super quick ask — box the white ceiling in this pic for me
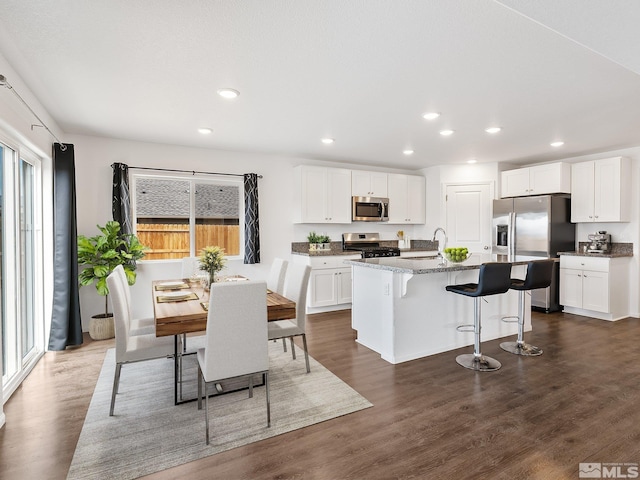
[1,0,640,170]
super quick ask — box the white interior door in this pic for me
[445,183,492,253]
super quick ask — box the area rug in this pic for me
[67,342,372,480]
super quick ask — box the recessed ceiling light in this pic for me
[198,127,213,134]
[485,127,502,134]
[467,158,477,164]
[217,88,240,99]
[423,112,441,120]
[439,129,454,136]
[321,137,335,145]
[403,149,414,155]
[550,141,564,147]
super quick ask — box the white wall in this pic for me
[68,134,420,324]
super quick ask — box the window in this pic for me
[132,174,243,260]
[1,140,44,399]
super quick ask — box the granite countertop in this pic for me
[291,239,439,257]
[346,254,558,274]
[558,242,633,258]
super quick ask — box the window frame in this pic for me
[131,172,245,262]
[0,135,45,401]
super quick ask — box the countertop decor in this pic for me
[558,242,633,258]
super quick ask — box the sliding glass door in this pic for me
[1,141,43,398]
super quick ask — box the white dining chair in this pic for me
[267,258,288,294]
[197,280,270,444]
[267,258,289,352]
[179,256,205,353]
[107,271,174,416]
[112,265,155,336]
[267,263,312,373]
[181,256,201,279]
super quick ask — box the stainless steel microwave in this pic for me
[352,196,389,222]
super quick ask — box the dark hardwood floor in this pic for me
[1,309,639,479]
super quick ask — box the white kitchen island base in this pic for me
[351,260,530,364]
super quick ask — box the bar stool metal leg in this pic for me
[456,297,502,371]
[500,291,543,356]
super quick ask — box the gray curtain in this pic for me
[112,162,132,234]
[49,143,83,350]
[244,173,260,264]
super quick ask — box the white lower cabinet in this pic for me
[310,267,352,306]
[559,255,629,321]
[292,254,360,313]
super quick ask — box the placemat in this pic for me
[156,292,199,303]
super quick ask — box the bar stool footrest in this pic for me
[456,324,475,332]
[501,315,519,324]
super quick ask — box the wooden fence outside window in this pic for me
[136,223,240,260]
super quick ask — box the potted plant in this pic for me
[199,245,227,286]
[77,220,148,340]
[307,231,331,251]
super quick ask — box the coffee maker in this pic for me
[587,231,611,253]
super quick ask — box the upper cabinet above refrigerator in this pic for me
[500,162,571,198]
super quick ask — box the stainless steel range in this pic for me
[342,232,400,258]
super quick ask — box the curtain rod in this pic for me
[114,164,262,178]
[0,74,67,151]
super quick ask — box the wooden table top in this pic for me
[152,278,296,337]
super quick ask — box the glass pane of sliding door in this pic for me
[20,159,36,358]
[1,140,43,398]
[1,145,5,377]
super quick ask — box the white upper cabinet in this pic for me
[571,156,631,223]
[293,165,352,223]
[500,162,571,198]
[351,170,388,197]
[387,174,425,224]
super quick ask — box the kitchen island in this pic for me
[346,254,551,364]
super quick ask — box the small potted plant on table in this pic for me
[199,245,227,286]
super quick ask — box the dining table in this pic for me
[151,276,297,404]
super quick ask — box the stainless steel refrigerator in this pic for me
[492,195,575,312]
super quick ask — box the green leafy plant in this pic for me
[199,245,227,283]
[77,221,148,317]
[307,231,330,244]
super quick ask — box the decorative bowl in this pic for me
[444,249,471,263]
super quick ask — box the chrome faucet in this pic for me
[432,227,447,258]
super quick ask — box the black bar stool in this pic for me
[500,259,554,356]
[446,262,513,372]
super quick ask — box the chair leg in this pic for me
[282,338,287,352]
[290,337,296,359]
[265,372,271,428]
[110,363,122,416]
[204,381,210,445]
[456,297,501,372]
[197,365,203,410]
[302,334,311,373]
[500,290,543,356]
